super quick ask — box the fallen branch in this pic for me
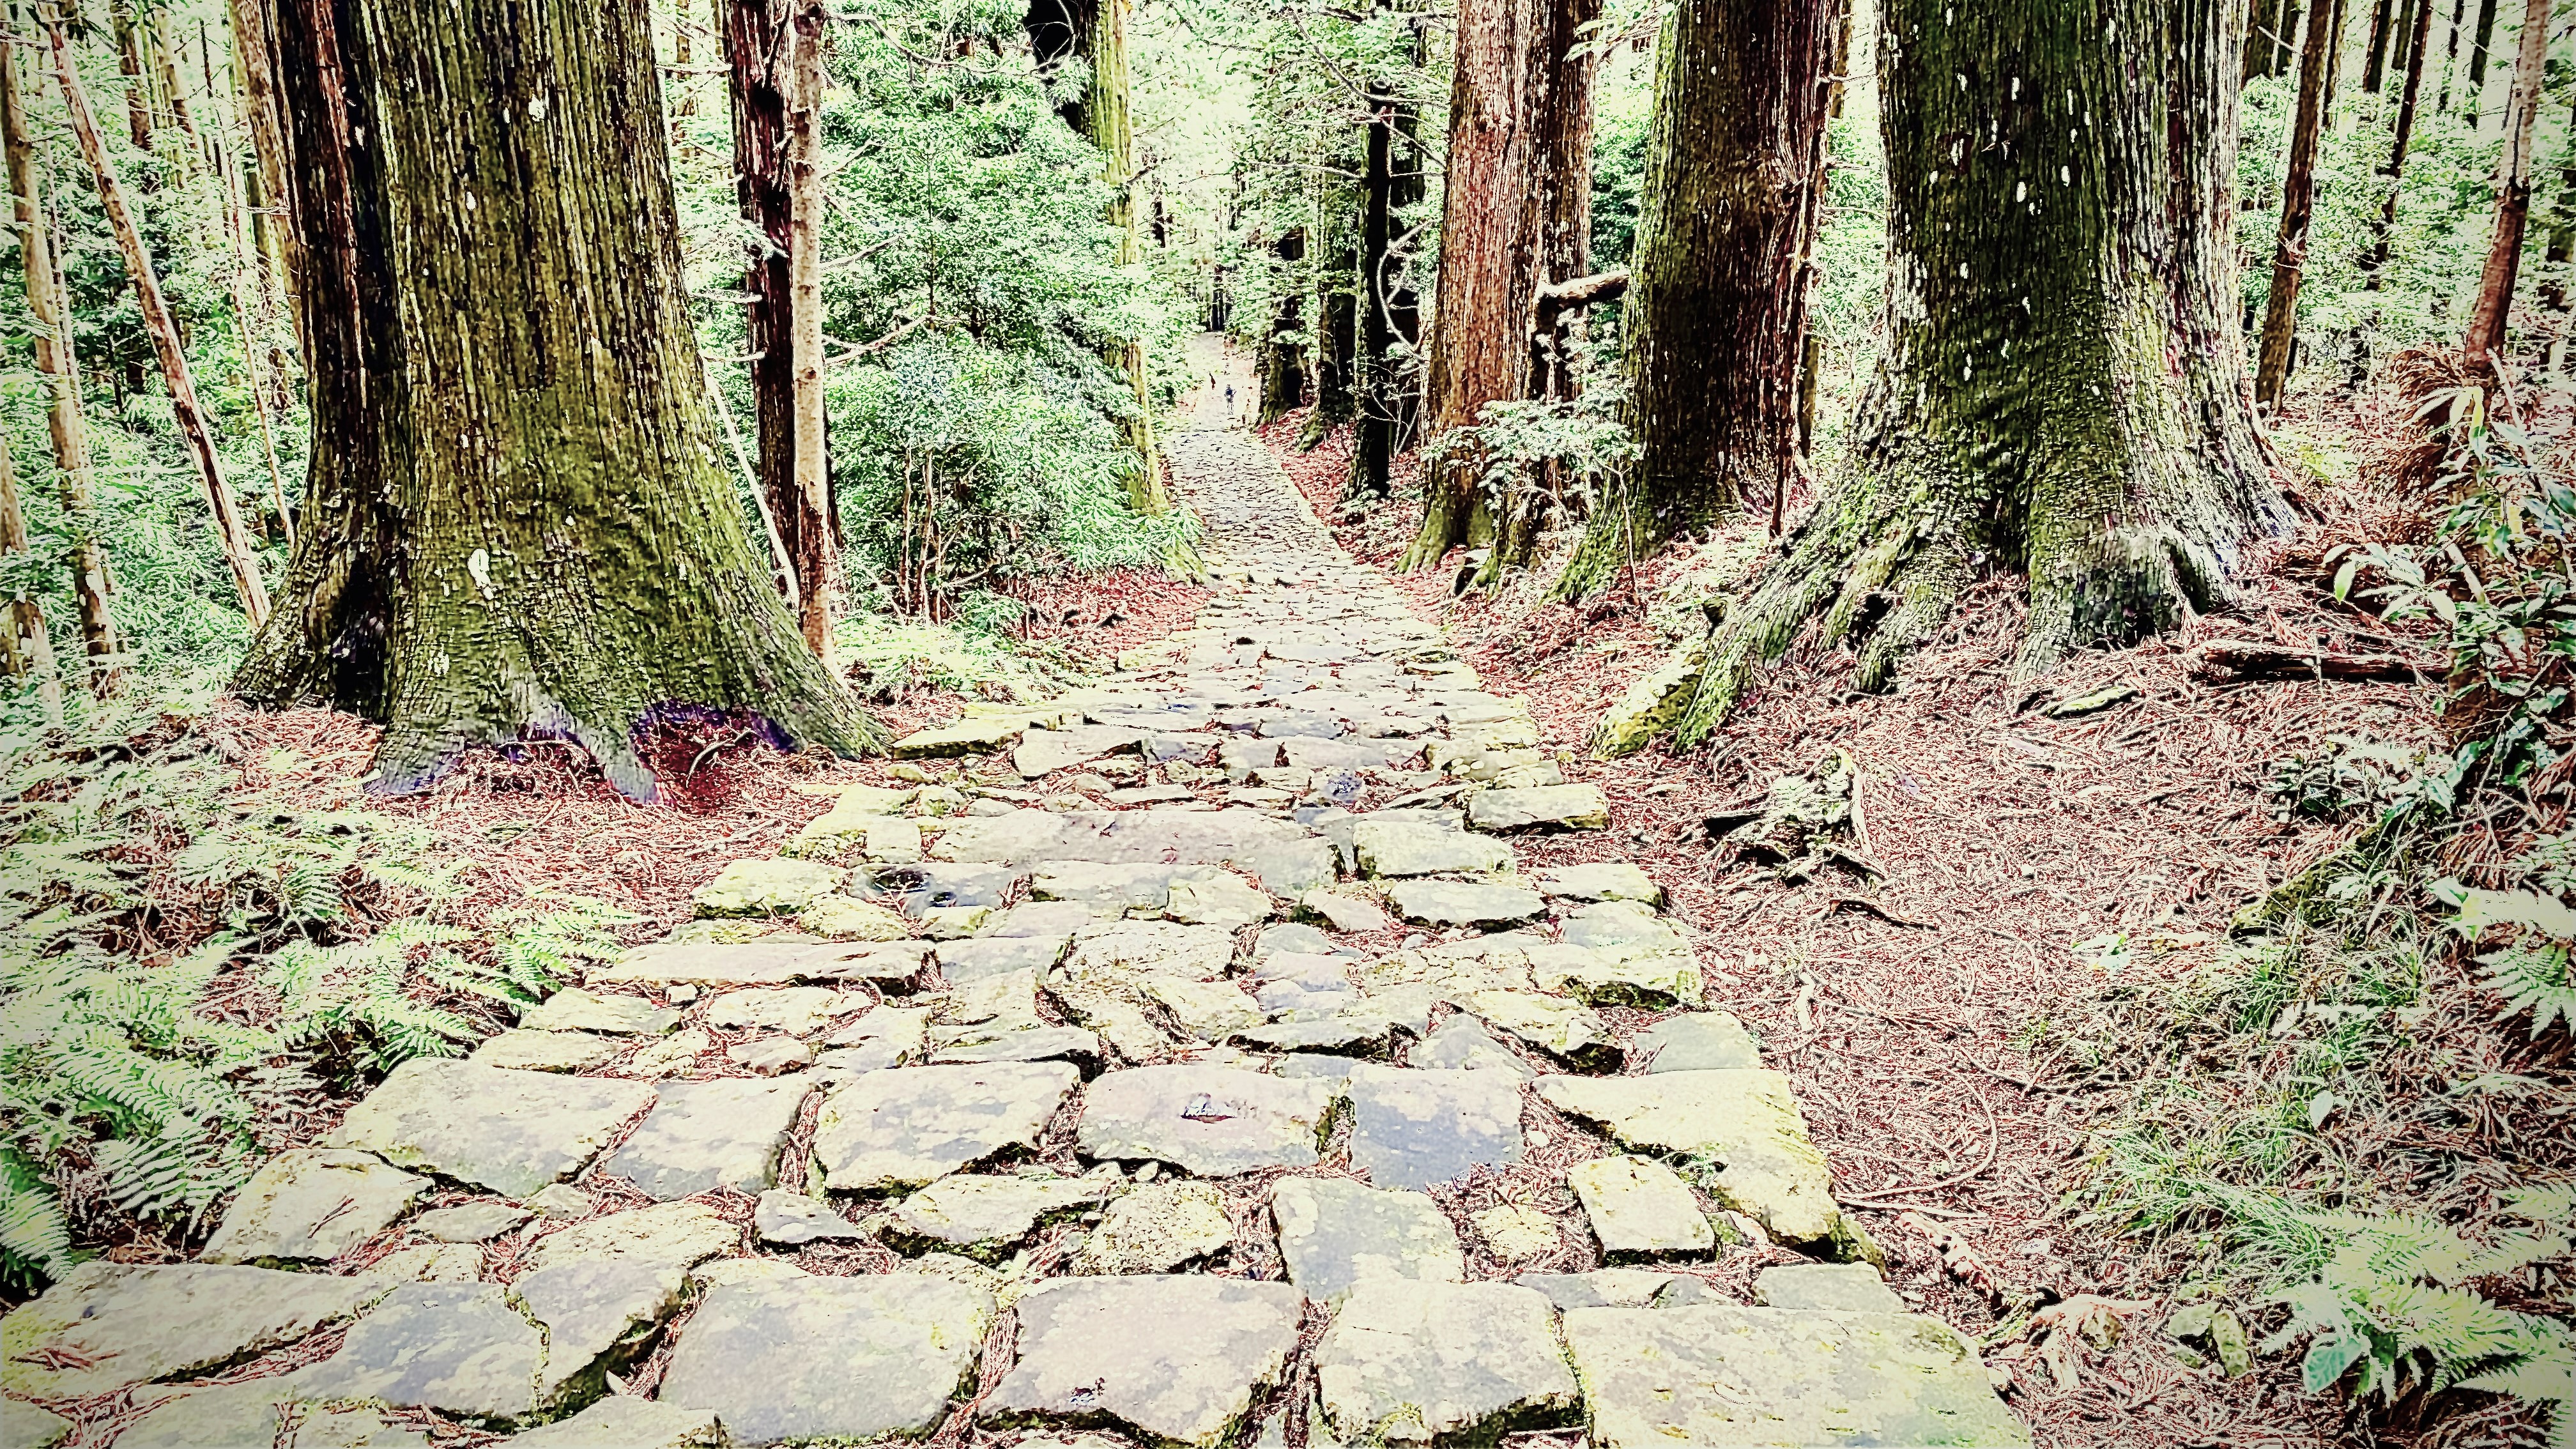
[2189,639,2442,684]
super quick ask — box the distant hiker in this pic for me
[1225,385,1236,417]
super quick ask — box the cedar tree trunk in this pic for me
[2468,0,2499,92]
[235,0,871,797]
[2255,0,2340,407]
[2464,0,2551,364]
[1675,0,2290,744]
[3,42,117,682]
[1259,229,1307,423]
[2364,0,2395,88]
[1404,0,1598,572]
[1555,0,1833,600]
[724,0,839,652]
[1352,73,1397,499]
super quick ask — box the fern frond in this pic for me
[0,1153,74,1285]
[2480,941,2576,1038]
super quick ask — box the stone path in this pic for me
[0,349,2029,1448]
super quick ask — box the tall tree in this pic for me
[1258,229,1307,424]
[2364,0,2396,88]
[227,0,298,312]
[1554,0,1834,601]
[1403,0,1598,571]
[2245,0,2282,76]
[236,0,870,797]
[49,26,271,627]
[2464,0,2554,364]
[1352,70,1398,498]
[724,0,839,656]
[2,41,117,682]
[1026,0,1167,512]
[2255,0,2343,408]
[1671,0,2290,744]
[2364,0,2439,281]
[2468,0,2501,94]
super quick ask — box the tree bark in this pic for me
[235,0,871,797]
[50,27,271,628]
[1259,229,1307,424]
[227,0,299,318]
[1351,73,1397,500]
[2463,0,2551,365]
[1303,240,1359,444]
[2363,0,2437,284]
[2255,0,2341,408]
[2245,0,2281,77]
[2468,0,2499,93]
[1555,0,1833,601]
[2387,0,2417,80]
[3,42,118,685]
[2324,0,2349,105]
[112,0,155,152]
[1673,0,2290,744]
[1404,0,1597,571]
[2363,0,2395,89]
[2437,0,2465,109]
[724,0,839,653]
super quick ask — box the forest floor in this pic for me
[154,342,2531,1449]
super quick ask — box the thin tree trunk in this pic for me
[2246,0,2282,76]
[238,0,870,796]
[1556,0,1834,601]
[1304,242,1358,444]
[2468,0,2499,94]
[1259,228,1307,423]
[2363,0,2437,284]
[0,421,61,719]
[150,23,203,178]
[1672,0,2289,745]
[2464,0,2552,365]
[3,42,117,683]
[785,0,836,656]
[1353,72,1396,500]
[227,0,298,316]
[2324,0,2350,105]
[2387,0,2417,79]
[112,0,155,152]
[726,0,836,647]
[49,27,271,628]
[2439,0,2465,109]
[2363,0,2395,89]
[2256,0,2342,408]
[1406,0,1598,571]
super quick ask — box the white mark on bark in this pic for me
[530,94,549,121]
[2060,165,2072,186]
[468,548,495,599]
[2016,180,2027,202]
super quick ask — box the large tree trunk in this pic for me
[2463,0,2551,365]
[2244,0,2281,77]
[2363,0,2437,282]
[724,0,838,654]
[235,0,871,798]
[1554,0,1832,601]
[3,42,118,685]
[1026,0,1166,512]
[2255,0,2341,408]
[50,27,271,628]
[1672,0,2290,745]
[1403,0,1597,572]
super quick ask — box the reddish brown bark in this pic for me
[2464,0,2552,364]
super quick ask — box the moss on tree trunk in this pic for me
[236,0,871,799]
[1672,0,2290,746]
[1554,0,1832,601]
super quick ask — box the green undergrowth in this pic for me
[2053,392,2576,1443]
[0,674,630,1289]
[834,604,1096,703]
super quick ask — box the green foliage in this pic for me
[0,678,614,1284]
[2264,1199,2574,1439]
[2265,736,2457,822]
[834,608,1078,702]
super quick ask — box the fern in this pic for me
[0,1150,73,1287]
[2479,940,2576,1039]
[2267,1204,2576,1437]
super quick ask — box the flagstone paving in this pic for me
[0,379,2027,1447]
